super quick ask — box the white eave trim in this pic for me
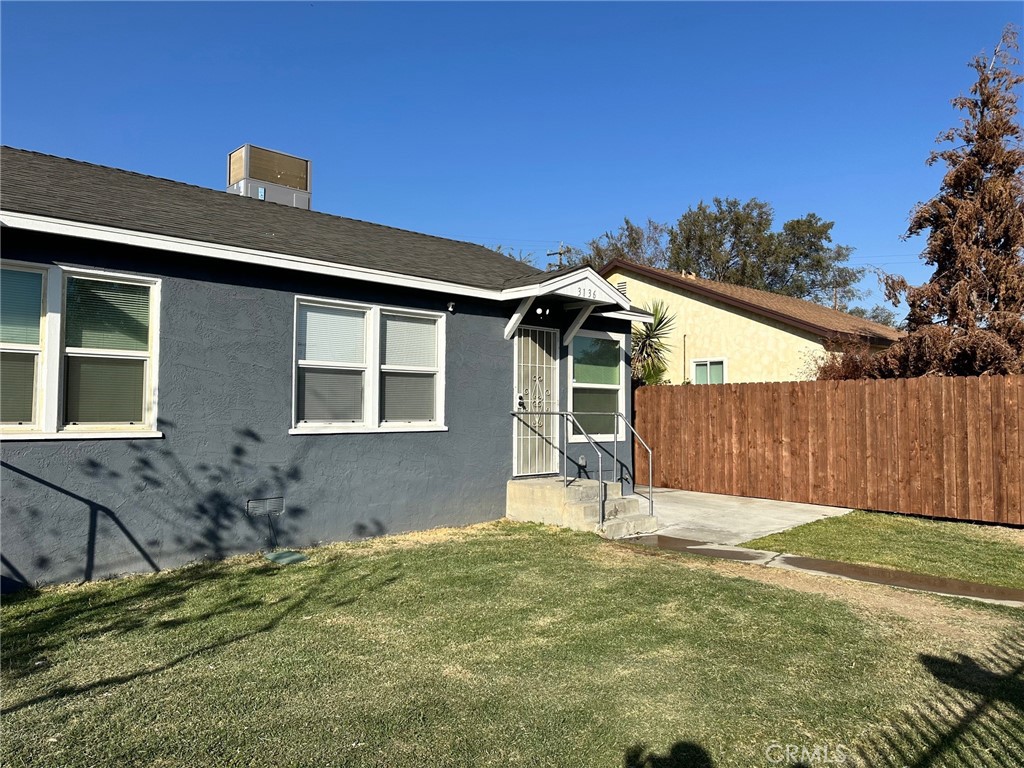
[1,210,633,310]
[1,210,504,300]
[596,308,656,323]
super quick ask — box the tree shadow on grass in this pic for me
[853,629,1023,767]
[0,548,401,702]
[624,741,714,768]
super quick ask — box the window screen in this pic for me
[1,269,43,345]
[0,352,36,424]
[298,368,363,422]
[65,278,150,351]
[65,357,146,423]
[298,305,365,364]
[382,315,436,367]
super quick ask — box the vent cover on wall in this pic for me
[246,497,285,516]
[616,281,628,297]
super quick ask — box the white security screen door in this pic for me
[513,327,559,476]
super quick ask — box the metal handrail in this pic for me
[613,412,654,518]
[511,409,605,524]
[510,408,656,522]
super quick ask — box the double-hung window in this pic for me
[0,263,160,438]
[569,331,624,441]
[64,276,153,426]
[292,298,445,433]
[0,267,45,427]
[295,303,367,425]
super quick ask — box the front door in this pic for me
[513,327,560,476]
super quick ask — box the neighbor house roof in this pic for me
[0,146,541,292]
[598,258,903,345]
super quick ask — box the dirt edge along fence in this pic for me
[634,376,1023,525]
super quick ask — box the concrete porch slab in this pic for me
[634,488,852,545]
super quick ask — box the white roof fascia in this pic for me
[1,210,505,301]
[597,308,656,323]
[1,211,631,311]
[501,268,631,309]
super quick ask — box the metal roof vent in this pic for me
[227,144,311,210]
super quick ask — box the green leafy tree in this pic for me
[667,198,865,308]
[564,218,669,269]
[877,25,1024,377]
[848,304,900,328]
[631,300,676,385]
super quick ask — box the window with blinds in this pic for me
[295,304,366,424]
[570,333,623,439]
[381,314,437,423]
[293,299,443,432]
[1,264,160,436]
[0,267,44,426]
[63,276,152,425]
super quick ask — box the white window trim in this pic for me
[568,329,625,443]
[692,357,727,385]
[290,295,446,435]
[0,262,162,440]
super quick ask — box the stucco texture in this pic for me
[1,231,632,588]
[606,268,827,384]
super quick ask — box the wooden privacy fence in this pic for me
[634,376,1023,526]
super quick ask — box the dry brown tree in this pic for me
[875,25,1024,377]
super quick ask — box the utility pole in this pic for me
[545,242,570,271]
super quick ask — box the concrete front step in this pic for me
[506,477,658,538]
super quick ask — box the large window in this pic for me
[569,331,624,441]
[0,264,160,437]
[292,298,445,433]
[693,358,726,385]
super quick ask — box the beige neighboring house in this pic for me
[598,258,903,384]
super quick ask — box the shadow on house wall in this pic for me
[1,420,311,590]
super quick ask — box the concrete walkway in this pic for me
[638,487,852,545]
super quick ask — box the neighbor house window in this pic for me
[0,266,45,427]
[292,298,445,433]
[693,358,725,385]
[569,331,624,441]
[0,263,161,437]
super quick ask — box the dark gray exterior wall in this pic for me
[1,230,633,589]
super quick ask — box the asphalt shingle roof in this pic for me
[0,147,542,291]
[600,258,904,344]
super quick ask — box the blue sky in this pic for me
[2,2,1020,312]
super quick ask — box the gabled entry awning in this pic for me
[501,265,651,343]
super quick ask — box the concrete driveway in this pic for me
[637,487,852,545]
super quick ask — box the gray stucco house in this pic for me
[0,146,647,589]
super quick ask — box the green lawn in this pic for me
[745,510,1024,591]
[2,522,1021,768]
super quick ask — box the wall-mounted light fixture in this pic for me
[447,302,456,313]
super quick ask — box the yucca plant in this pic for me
[631,300,676,385]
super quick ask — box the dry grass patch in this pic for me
[3,522,1020,768]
